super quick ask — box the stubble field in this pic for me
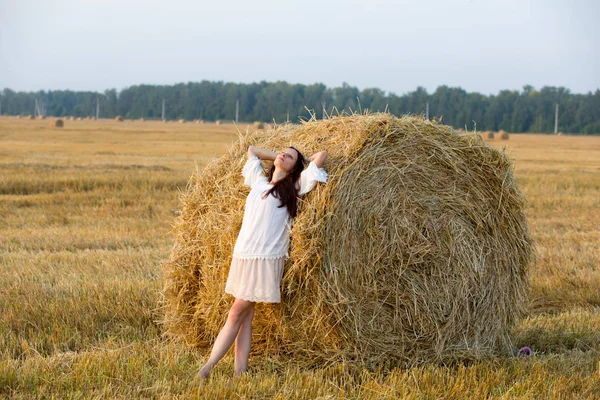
[0,117,599,398]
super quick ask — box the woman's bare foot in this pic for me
[234,368,248,378]
[195,363,213,380]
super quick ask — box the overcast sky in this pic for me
[1,0,598,95]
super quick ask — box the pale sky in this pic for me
[1,0,598,95]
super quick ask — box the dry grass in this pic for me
[0,117,599,398]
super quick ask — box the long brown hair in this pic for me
[262,146,306,219]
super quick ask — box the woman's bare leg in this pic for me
[197,298,255,379]
[234,304,255,376]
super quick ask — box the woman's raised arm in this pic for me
[308,150,328,168]
[248,145,277,161]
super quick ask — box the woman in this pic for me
[196,145,328,379]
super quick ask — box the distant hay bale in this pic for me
[76,117,82,121]
[215,120,221,125]
[115,116,124,122]
[457,128,464,133]
[482,131,495,139]
[253,121,265,130]
[68,116,74,121]
[162,113,532,368]
[16,115,22,119]
[50,119,64,128]
[499,130,509,140]
[27,115,34,120]
[178,119,186,124]
[37,115,46,120]
[139,118,145,122]
[557,132,563,136]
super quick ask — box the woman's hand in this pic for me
[248,145,277,161]
[308,151,328,168]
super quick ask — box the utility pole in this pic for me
[34,98,45,117]
[425,102,429,120]
[161,99,165,121]
[235,99,239,123]
[554,103,559,134]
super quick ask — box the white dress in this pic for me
[225,154,328,303]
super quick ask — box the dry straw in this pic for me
[161,113,532,368]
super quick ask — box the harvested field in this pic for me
[0,116,599,398]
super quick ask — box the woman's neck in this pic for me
[270,167,288,184]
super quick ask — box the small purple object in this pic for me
[518,346,532,356]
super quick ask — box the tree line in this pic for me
[1,81,599,134]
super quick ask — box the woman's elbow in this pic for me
[248,145,256,157]
[317,151,328,167]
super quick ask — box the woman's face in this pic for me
[274,147,299,172]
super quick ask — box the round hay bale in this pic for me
[215,120,221,125]
[162,113,532,368]
[253,121,265,130]
[178,119,186,124]
[557,132,563,136]
[140,117,145,122]
[16,115,22,119]
[68,116,74,121]
[76,117,82,121]
[27,115,35,120]
[499,130,509,140]
[50,119,64,128]
[482,131,495,139]
[115,115,124,122]
[37,115,46,120]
